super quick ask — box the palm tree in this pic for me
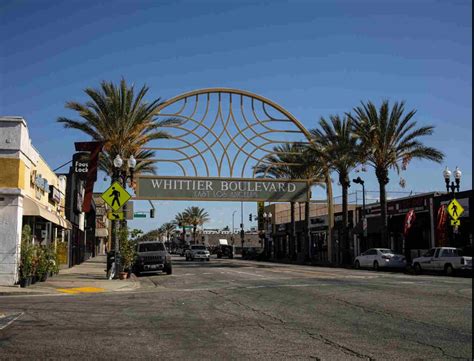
[174,212,191,245]
[310,115,364,264]
[348,100,444,246]
[183,207,210,244]
[161,222,177,243]
[57,78,180,177]
[254,143,325,261]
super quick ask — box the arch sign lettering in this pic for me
[134,88,316,203]
[135,176,309,202]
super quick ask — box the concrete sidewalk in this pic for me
[0,255,140,296]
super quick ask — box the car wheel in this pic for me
[166,266,172,275]
[355,260,360,269]
[414,263,422,275]
[206,258,210,262]
[373,261,379,271]
[445,264,455,276]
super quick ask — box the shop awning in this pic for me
[23,197,72,230]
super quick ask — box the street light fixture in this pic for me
[353,176,366,251]
[111,154,137,278]
[443,166,462,196]
[263,212,272,258]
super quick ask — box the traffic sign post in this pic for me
[101,181,131,211]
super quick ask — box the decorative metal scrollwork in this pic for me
[141,88,311,178]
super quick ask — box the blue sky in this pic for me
[1,0,471,232]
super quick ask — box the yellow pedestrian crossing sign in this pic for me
[447,199,464,220]
[450,219,460,226]
[107,211,124,221]
[101,181,131,211]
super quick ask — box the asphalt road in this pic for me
[0,257,472,360]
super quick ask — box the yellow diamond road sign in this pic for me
[107,211,124,221]
[447,199,464,220]
[101,181,131,211]
[451,219,460,226]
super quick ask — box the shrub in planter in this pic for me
[19,225,34,287]
[34,245,49,282]
[44,244,58,277]
[119,228,137,274]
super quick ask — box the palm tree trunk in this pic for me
[376,167,390,248]
[341,182,348,264]
[290,201,296,260]
[326,171,334,264]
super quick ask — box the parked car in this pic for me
[134,241,172,275]
[412,247,472,276]
[216,244,234,259]
[185,245,210,261]
[354,248,407,271]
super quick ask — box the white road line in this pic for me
[0,312,24,330]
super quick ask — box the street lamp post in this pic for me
[443,166,462,197]
[232,210,236,245]
[111,154,136,277]
[353,177,366,255]
[443,166,462,242]
[263,212,272,258]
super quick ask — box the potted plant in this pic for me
[34,245,49,282]
[119,228,136,279]
[19,225,34,287]
[44,244,58,277]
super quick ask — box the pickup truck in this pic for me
[412,247,472,276]
[134,241,172,275]
[185,245,210,261]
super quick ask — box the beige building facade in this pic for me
[0,116,70,285]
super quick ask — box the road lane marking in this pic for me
[0,312,23,330]
[56,287,105,294]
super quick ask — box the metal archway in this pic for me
[136,88,315,202]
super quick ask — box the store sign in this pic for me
[72,152,90,180]
[135,176,310,202]
[49,186,62,203]
[30,170,50,193]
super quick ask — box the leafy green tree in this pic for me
[310,115,364,263]
[348,100,444,246]
[183,207,210,244]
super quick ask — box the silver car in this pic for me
[354,248,407,271]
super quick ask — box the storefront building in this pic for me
[356,190,472,260]
[0,116,71,285]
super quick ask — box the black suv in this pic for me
[134,241,172,275]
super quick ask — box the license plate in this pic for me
[145,264,160,270]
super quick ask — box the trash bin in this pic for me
[106,251,116,274]
[106,251,123,276]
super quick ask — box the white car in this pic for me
[354,248,407,271]
[412,247,472,276]
[185,245,210,261]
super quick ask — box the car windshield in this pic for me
[139,243,165,252]
[192,246,206,250]
[379,249,394,254]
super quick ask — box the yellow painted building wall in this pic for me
[0,155,66,218]
[0,158,24,188]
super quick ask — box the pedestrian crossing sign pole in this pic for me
[101,181,131,211]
